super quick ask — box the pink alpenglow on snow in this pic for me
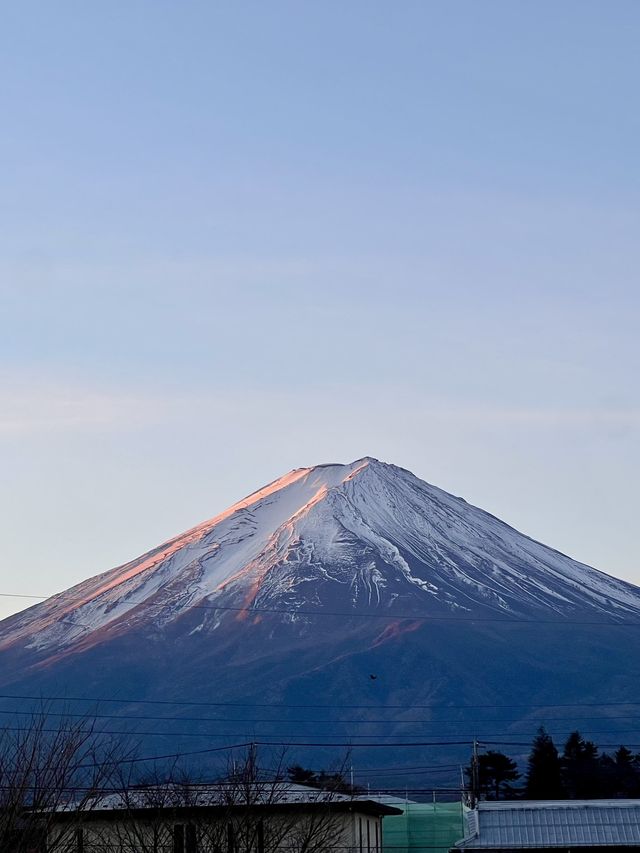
[2,457,640,658]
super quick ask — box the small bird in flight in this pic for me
[369,674,378,680]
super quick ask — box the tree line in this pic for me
[468,727,640,800]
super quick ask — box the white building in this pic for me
[46,782,402,853]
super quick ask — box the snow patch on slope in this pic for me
[2,456,640,655]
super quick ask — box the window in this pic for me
[174,824,185,853]
[186,824,197,853]
[257,818,265,853]
[375,820,379,853]
[76,827,84,853]
[359,817,363,853]
[367,819,371,853]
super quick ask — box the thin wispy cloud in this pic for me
[0,381,168,434]
[426,406,640,428]
[1,376,637,437]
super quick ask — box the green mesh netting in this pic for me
[383,801,465,853]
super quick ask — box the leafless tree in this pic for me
[94,760,192,853]
[92,745,356,853]
[0,703,136,853]
[189,745,354,853]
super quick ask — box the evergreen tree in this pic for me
[597,752,617,797]
[286,765,363,794]
[287,765,317,785]
[466,750,520,800]
[525,727,564,799]
[562,731,601,798]
[611,746,640,797]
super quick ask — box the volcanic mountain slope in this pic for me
[2,457,640,778]
[3,457,639,652]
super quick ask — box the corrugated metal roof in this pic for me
[457,801,640,848]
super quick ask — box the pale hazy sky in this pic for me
[1,1,639,620]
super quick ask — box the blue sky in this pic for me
[1,1,639,618]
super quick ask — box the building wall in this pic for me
[49,808,386,853]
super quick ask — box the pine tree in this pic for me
[562,731,600,798]
[612,746,640,797]
[287,765,317,786]
[466,750,520,800]
[525,727,564,799]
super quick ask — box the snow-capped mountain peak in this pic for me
[2,457,639,657]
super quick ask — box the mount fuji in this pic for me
[2,457,640,782]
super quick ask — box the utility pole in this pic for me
[470,739,480,808]
[247,741,257,782]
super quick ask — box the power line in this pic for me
[81,740,486,767]
[76,741,255,768]
[0,724,494,743]
[0,593,49,600]
[8,733,640,770]
[355,766,462,776]
[4,720,640,743]
[4,692,640,712]
[2,591,640,627]
[2,706,640,727]
[67,739,477,772]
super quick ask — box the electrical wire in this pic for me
[2,591,640,627]
[2,706,640,727]
[4,722,640,743]
[3,692,640,712]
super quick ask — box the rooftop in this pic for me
[51,782,402,818]
[456,800,640,849]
